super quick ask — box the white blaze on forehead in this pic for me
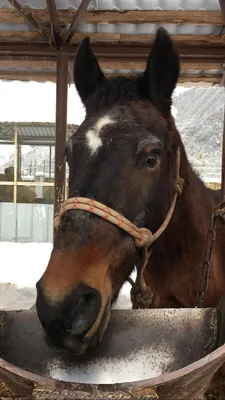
[86,116,114,155]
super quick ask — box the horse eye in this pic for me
[145,152,160,168]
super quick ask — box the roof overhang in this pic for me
[0,0,225,86]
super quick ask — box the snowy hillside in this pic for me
[0,86,223,183]
[173,86,224,183]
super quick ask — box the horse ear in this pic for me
[140,27,180,113]
[74,37,106,104]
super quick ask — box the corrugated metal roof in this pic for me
[0,122,78,144]
[0,0,221,34]
[0,0,223,84]
[0,0,221,10]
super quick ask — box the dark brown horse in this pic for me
[36,28,225,356]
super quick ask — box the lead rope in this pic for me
[128,247,153,309]
[54,148,184,310]
[196,200,225,307]
[128,148,184,309]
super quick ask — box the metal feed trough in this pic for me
[1,304,225,399]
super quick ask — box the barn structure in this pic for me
[0,0,225,228]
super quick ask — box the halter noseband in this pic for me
[54,148,184,309]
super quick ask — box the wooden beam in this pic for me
[46,0,61,48]
[0,41,225,60]
[220,74,225,86]
[0,9,222,25]
[219,0,225,24]
[0,41,55,56]
[221,85,225,199]
[0,32,225,48]
[72,33,225,46]
[0,70,56,81]
[0,31,44,42]
[0,70,221,84]
[219,1,225,198]
[0,58,223,72]
[0,59,56,68]
[64,0,91,44]
[179,75,221,83]
[104,73,221,84]
[7,1,51,43]
[99,59,224,71]
[1,32,225,49]
[79,10,223,25]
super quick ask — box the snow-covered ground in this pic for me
[0,242,133,310]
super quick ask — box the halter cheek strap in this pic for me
[54,148,184,310]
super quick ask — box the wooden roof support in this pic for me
[0,9,222,25]
[219,0,225,24]
[1,32,225,47]
[0,58,223,72]
[219,0,225,86]
[72,33,225,46]
[0,70,221,84]
[219,2,225,198]
[1,41,225,59]
[46,0,62,48]
[63,0,91,44]
[0,70,56,81]
[7,0,51,44]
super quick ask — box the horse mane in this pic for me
[85,75,146,115]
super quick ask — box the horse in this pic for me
[35,27,225,357]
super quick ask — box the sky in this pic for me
[0,80,188,125]
[0,80,86,125]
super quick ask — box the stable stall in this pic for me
[0,121,77,241]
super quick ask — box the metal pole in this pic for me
[54,52,68,217]
[49,145,52,181]
[221,88,225,200]
[13,123,18,203]
[17,141,21,177]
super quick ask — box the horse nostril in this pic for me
[78,293,97,312]
[36,282,101,344]
[66,288,101,338]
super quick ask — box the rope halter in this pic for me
[54,148,184,309]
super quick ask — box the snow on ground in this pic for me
[0,242,134,310]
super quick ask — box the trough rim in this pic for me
[0,331,225,392]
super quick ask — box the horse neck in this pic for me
[151,143,217,264]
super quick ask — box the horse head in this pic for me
[36,27,182,355]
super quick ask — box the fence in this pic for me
[0,203,53,242]
[205,182,221,190]
[0,180,222,243]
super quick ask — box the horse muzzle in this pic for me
[43,297,111,356]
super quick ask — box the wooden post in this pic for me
[54,52,68,217]
[219,1,225,200]
[221,89,225,200]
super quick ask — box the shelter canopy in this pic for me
[0,0,224,85]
